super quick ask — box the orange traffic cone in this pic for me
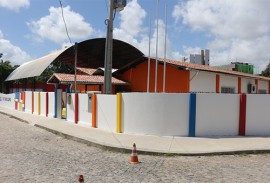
[78,175,84,182]
[129,143,140,164]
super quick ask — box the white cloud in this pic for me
[0,30,3,38]
[113,0,183,61]
[173,0,270,70]
[28,6,94,44]
[118,0,146,37]
[0,30,31,65]
[183,46,201,56]
[0,0,29,11]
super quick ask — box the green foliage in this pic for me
[35,59,74,82]
[0,53,18,93]
[0,55,14,82]
[261,63,270,77]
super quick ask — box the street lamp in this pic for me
[104,0,126,94]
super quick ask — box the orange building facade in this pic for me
[117,60,190,93]
[115,58,270,94]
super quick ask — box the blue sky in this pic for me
[1,0,270,72]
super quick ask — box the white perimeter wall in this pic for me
[196,94,239,136]
[258,80,268,93]
[48,92,55,118]
[33,92,39,115]
[78,94,92,125]
[97,95,116,132]
[40,92,47,117]
[190,71,216,93]
[241,78,255,94]
[0,93,15,109]
[246,95,270,135]
[25,91,32,113]
[66,93,75,122]
[220,74,238,93]
[122,93,190,136]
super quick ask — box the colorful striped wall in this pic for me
[4,91,270,137]
[13,91,56,118]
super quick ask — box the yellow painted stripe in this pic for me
[116,93,122,133]
[38,92,41,115]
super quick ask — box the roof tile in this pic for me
[76,67,97,75]
[49,73,128,85]
[149,57,270,81]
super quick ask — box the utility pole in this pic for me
[104,0,126,94]
[104,0,114,94]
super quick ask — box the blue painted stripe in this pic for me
[15,92,20,99]
[189,93,196,137]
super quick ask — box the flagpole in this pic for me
[147,9,152,93]
[163,4,167,93]
[155,0,159,93]
[74,42,78,93]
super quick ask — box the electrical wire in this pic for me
[113,9,116,20]
[59,0,72,44]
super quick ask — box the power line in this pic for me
[59,0,72,44]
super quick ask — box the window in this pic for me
[221,87,235,94]
[258,90,267,94]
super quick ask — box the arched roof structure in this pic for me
[6,38,144,81]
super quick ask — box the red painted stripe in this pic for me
[269,81,270,94]
[75,93,78,124]
[23,92,25,111]
[255,80,258,94]
[216,75,220,93]
[46,92,48,117]
[14,93,17,110]
[239,94,246,136]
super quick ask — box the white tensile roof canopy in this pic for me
[5,48,70,81]
[5,38,145,81]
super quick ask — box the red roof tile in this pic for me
[76,67,97,75]
[149,57,270,81]
[47,73,128,85]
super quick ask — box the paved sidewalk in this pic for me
[1,106,270,155]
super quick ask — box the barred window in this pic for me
[221,87,235,94]
[258,90,267,94]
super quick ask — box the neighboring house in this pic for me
[114,57,270,94]
[47,67,128,93]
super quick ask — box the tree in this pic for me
[261,63,270,77]
[35,59,74,82]
[0,53,18,93]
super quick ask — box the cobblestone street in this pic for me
[0,113,269,183]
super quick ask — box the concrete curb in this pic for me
[1,111,270,156]
[0,111,29,124]
[33,124,270,156]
